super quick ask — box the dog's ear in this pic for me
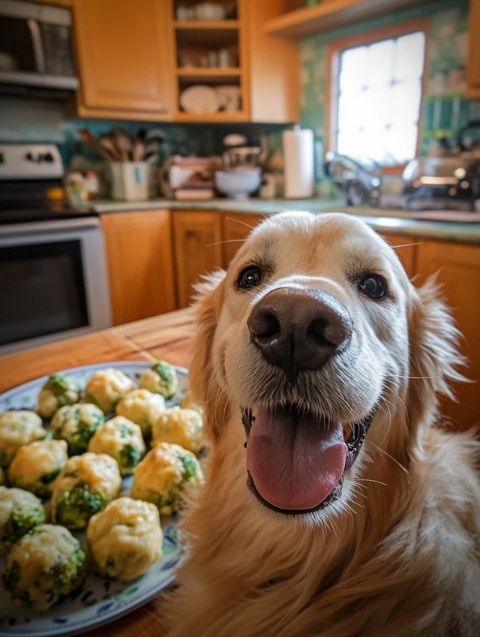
[407,277,465,427]
[189,269,227,442]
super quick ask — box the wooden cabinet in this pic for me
[72,0,298,122]
[173,212,223,308]
[101,211,176,325]
[467,0,480,98]
[416,240,480,430]
[222,213,265,265]
[243,0,299,122]
[172,0,298,122]
[380,233,416,279]
[72,0,175,119]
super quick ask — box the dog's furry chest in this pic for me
[166,436,480,637]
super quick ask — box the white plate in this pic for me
[216,85,241,112]
[0,361,188,637]
[179,85,219,114]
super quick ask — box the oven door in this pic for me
[0,217,111,354]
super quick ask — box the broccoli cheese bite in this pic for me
[51,403,104,456]
[3,524,86,611]
[116,389,165,438]
[0,487,45,554]
[51,452,121,530]
[132,443,203,515]
[87,497,163,581]
[85,368,135,413]
[37,373,80,419]
[138,361,178,399]
[0,411,47,467]
[88,416,145,476]
[152,407,204,455]
[8,440,68,498]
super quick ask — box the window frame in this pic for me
[326,18,429,174]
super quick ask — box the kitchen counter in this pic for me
[92,198,480,245]
[0,308,195,637]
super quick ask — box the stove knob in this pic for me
[25,152,34,161]
[43,152,54,163]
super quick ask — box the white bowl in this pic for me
[195,3,226,20]
[215,169,261,199]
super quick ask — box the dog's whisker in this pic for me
[390,242,422,250]
[206,238,248,248]
[366,440,409,474]
[356,478,389,487]
[224,216,257,231]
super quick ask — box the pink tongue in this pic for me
[246,408,347,511]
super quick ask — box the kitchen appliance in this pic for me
[0,143,111,354]
[402,121,480,211]
[324,152,382,206]
[0,0,78,92]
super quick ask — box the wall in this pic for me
[300,0,480,189]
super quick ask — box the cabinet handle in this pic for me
[186,229,197,238]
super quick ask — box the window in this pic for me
[330,25,426,167]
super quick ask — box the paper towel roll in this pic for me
[283,127,314,199]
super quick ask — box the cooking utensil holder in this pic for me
[110,162,150,201]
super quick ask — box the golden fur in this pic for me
[165,213,480,637]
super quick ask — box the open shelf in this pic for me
[174,110,247,123]
[174,20,239,30]
[264,0,429,38]
[176,67,241,79]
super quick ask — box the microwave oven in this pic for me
[0,0,78,91]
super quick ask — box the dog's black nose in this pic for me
[248,287,352,376]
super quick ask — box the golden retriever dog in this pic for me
[166,212,480,637]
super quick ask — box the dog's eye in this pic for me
[358,273,387,300]
[237,265,263,290]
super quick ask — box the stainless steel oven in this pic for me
[0,0,78,91]
[0,216,111,354]
[0,142,111,354]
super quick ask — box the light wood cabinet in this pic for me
[416,240,480,430]
[243,0,299,122]
[172,0,298,122]
[467,0,480,98]
[72,0,298,122]
[380,233,416,279]
[222,213,265,265]
[173,212,223,308]
[72,0,175,119]
[101,211,176,325]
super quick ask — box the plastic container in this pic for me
[110,162,150,201]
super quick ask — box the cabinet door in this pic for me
[222,213,265,267]
[102,211,176,325]
[467,0,480,98]
[380,233,416,279]
[73,0,174,116]
[416,240,480,430]
[243,0,299,122]
[173,212,223,308]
